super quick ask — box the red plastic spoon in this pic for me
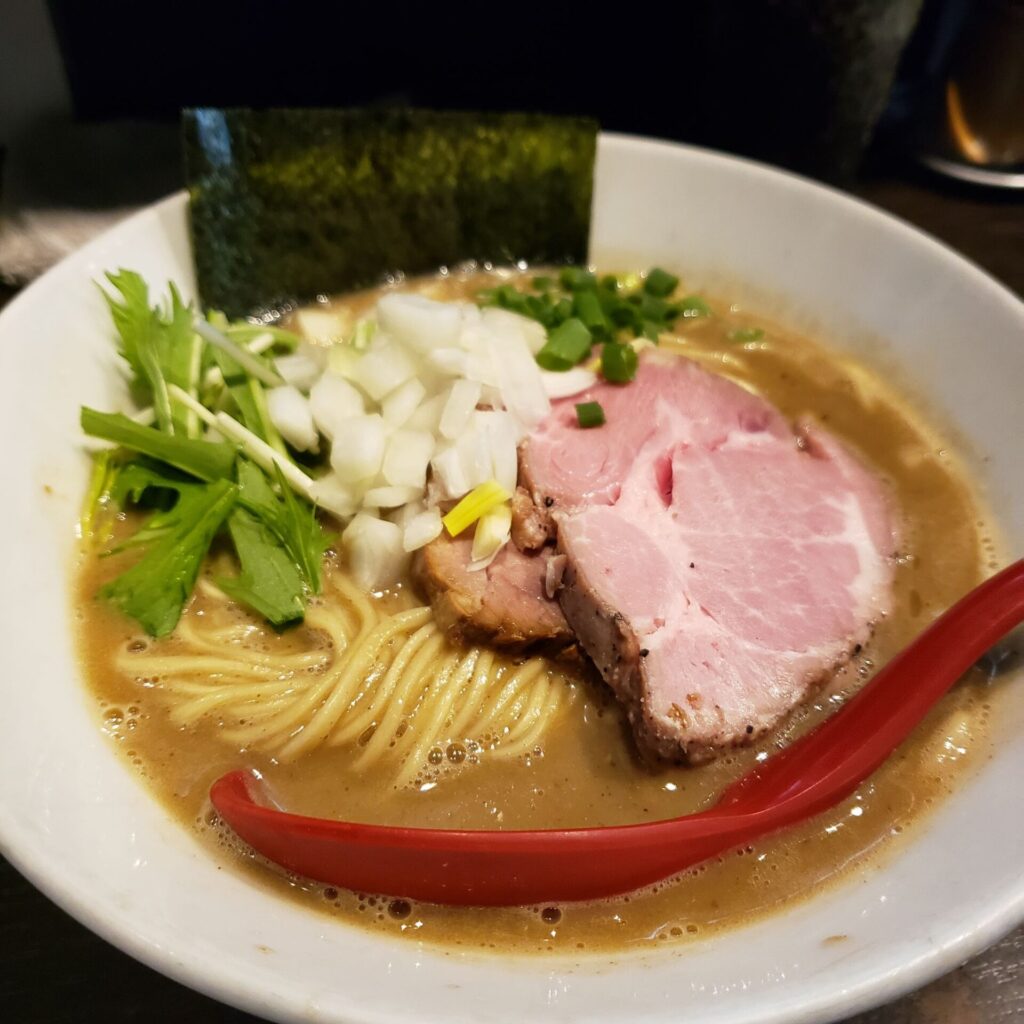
[211,559,1024,906]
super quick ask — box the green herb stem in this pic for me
[213,411,317,504]
[195,319,284,387]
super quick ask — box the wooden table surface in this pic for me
[1,164,1022,1023]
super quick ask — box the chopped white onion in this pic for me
[457,304,485,352]
[466,347,501,389]
[301,286,560,547]
[402,509,443,552]
[329,414,387,482]
[468,320,547,430]
[479,384,505,410]
[481,306,547,355]
[404,391,446,433]
[454,421,494,491]
[540,365,598,399]
[476,410,519,494]
[377,293,462,354]
[341,514,407,591]
[309,373,365,440]
[427,347,470,378]
[327,344,362,380]
[430,445,470,499]
[274,351,324,391]
[309,474,361,519]
[390,499,426,531]
[381,429,435,488]
[439,379,482,440]
[491,337,549,429]
[362,484,422,509]
[350,339,418,401]
[381,377,427,428]
[266,385,319,452]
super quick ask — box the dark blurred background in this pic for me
[47,0,929,179]
[18,0,1020,168]
[35,0,1011,175]
[3,0,1021,288]
[1,2,1023,1022]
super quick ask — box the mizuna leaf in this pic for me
[81,408,236,481]
[100,478,237,637]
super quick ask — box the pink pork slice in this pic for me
[520,353,898,762]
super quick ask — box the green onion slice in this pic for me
[573,290,610,337]
[643,267,679,297]
[559,267,597,291]
[536,317,593,371]
[575,401,605,428]
[601,342,639,383]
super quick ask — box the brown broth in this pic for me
[74,269,1003,955]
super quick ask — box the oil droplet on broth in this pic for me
[388,899,412,920]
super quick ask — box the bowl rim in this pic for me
[599,130,1022,316]
[1,131,1022,1024]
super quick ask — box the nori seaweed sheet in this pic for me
[183,108,598,318]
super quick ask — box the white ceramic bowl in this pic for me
[0,134,1021,1024]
